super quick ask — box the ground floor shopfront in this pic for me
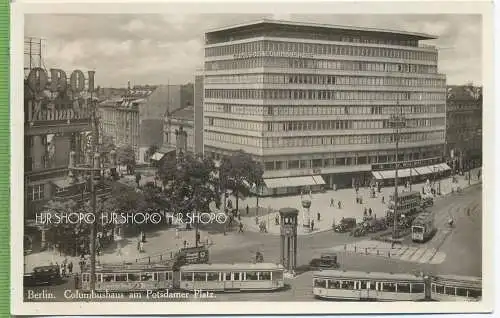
[261,159,452,197]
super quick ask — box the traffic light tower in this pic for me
[279,207,298,275]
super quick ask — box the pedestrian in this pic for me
[255,216,259,225]
[317,212,321,221]
[369,208,372,216]
[338,201,342,209]
[68,261,73,275]
[239,223,244,233]
[311,220,315,231]
[467,208,471,216]
[364,208,367,216]
[275,215,279,225]
[330,198,334,207]
[137,240,140,251]
[139,241,144,252]
[246,205,249,215]
[183,240,187,248]
[374,213,377,219]
[382,196,385,204]
[61,265,66,277]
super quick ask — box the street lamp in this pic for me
[388,97,406,241]
[67,96,115,292]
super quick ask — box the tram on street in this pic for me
[179,263,285,292]
[430,275,482,302]
[80,263,174,293]
[411,211,436,243]
[312,270,426,301]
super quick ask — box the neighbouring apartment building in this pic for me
[446,84,482,171]
[98,84,186,163]
[203,19,448,195]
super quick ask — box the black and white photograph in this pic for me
[11,1,494,315]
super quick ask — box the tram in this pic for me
[312,270,483,302]
[411,211,436,242]
[80,263,174,293]
[431,275,482,302]
[179,263,285,292]
[312,270,426,301]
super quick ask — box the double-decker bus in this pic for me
[179,263,285,292]
[411,211,436,242]
[80,263,174,293]
[431,275,482,302]
[387,191,422,218]
[312,270,426,301]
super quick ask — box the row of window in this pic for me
[432,283,481,298]
[180,271,280,282]
[205,118,445,132]
[205,89,445,101]
[313,278,425,293]
[205,131,445,148]
[205,74,446,88]
[205,40,436,61]
[27,184,45,201]
[205,58,439,74]
[204,104,446,116]
[263,151,441,170]
[82,271,173,282]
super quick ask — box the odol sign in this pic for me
[26,68,96,122]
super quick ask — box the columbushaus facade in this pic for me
[203,20,447,195]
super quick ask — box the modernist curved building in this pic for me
[203,20,447,195]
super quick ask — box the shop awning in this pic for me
[371,171,384,180]
[150,152,165,161]
[398,168,413,178]
[312,175,326,185]
[264,177,290,189]
[414,166,434,175]
[264,175,325,189]
[438,163,451,171]
[286,176,317,187]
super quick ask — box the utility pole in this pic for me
[389,97,406,241]
[68,90,114,291]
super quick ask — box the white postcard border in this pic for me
[10,0,495,315]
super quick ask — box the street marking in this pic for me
[428,252,446,264]
[418,248,437,263]
[409,248,426,262]
[399,247,418,261]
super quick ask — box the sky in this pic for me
[24,13,482,87]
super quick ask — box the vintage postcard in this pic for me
[11,0,494,315]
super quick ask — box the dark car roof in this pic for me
[34,265,58,271]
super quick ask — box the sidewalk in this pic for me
[24,227,254,273]
[236,168,481,236]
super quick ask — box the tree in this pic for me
[219,150,264,213]
[116,145,136,174]
[44,199,91,256]
[158,152,220,220]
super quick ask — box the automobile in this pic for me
[364,218,388,233]
[309,252,340,270]
[421,197,434,208]
[25,265,62,286]
[350,225,367,237]
[334,217,357,233]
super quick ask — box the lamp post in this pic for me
[388,97,406,241]
[68,95,115,291]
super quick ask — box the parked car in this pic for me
[24,265,62,286]
[334,217,357,233]
[309,252,340,270]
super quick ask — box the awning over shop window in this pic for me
[286,176,317,187]
[150,152,165,161]
[414,166,433,175]
[264,177,290,189]
[312,175,326,185]
[264,175,326,189]
[438,163,451,171]
[371,171,384,180]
